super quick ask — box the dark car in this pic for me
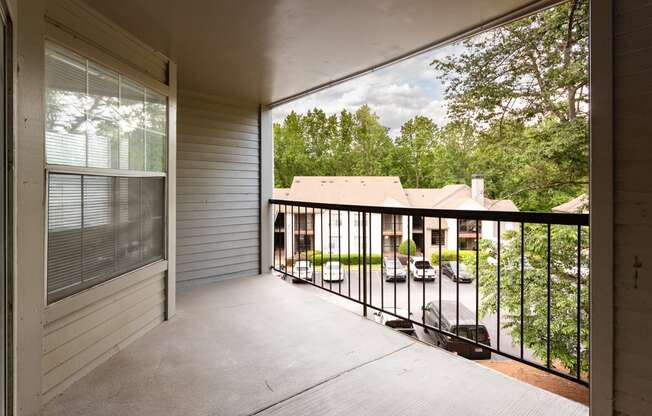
[422,300,491,359]
[440,261,474,283]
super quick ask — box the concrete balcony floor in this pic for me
[43,275,589,416]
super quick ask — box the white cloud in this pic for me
[272,44,461,138]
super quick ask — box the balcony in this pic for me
[42,274,588,416]
[271,200,590,388]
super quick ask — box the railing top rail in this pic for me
[270,198,589,226]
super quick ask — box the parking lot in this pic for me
[281,266,537,362]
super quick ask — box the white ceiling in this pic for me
[82,0,545,105]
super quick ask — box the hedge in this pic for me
[430,249,475,266]
[297,251,382,266]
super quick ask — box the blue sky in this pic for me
[272,44,461,138]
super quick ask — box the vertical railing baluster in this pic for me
[305,205,309,281]
[290,205,295,277]
[369,212,373,308]
[422,215,426,326]
[338,210,342,293]
[312,207,316,283]
[285,204,289,279]
[303,206,307,281]
[476,219,479,342]
[456,219,460,337]
[438,217,442,331]
[348,210,351,297]
[328,209,332,291]
[497,220,501,350]
[520,222,525,360]
[362,212,368,317]
[381,214,384,311]
[547,223,551,368]
[407,215,411,318]
[576,224,582,379]
[358,211,361,301]
[320,208,324,288]
[394,214,397,314]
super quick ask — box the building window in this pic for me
[45,45,167,303]
[295,234,312,253]
[383,236,399,253]
[382,214,402,233]
[431,230,446,246]
[459,219,480,233]
[295,213,314,231]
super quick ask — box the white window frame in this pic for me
[43,40,170,305]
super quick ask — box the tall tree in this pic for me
[351,105,393,176]
[431,0,589,210]
[394,116,437,187]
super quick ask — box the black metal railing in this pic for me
[271,199,590,386]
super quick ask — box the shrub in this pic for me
[430,249,475,266]
[301,251,382,266]
[398,239,417,256]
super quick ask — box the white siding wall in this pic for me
[613,1,652,414]
[15,0,175,411]
[177,92,260,281]
[41,262,167,403]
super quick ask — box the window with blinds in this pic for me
[45,47,166,171]
[45,44,167,303]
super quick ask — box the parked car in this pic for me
[291,260,313,283]
[382,258,407,282]
[322,261,345,282]
[373,308,416,337]
[422,300,491,359]
[440,261,474,283]
[408,256,437,281]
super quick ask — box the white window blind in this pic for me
[45,47,166,172]
[45,44,168,303]
[47,174,165,303]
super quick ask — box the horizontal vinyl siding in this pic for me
[177,92,260,282]
[614,1,652,415]
[42,265,166,403]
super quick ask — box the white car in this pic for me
[322,261,345,282]
[409,256,437,281]
[383,258,407,282]
[292,260,313,282]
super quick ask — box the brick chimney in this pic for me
[471,174,484,205]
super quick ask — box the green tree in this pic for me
[393,116,438,187]
[431,0,589,210]
[351,105,393,176]
[471,225,589,375]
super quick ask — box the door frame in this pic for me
[0,0,12,414]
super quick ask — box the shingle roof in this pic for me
[403,185,468,209]
[274,177,519,212]
[280,176,411,207]
[552,194,588,213]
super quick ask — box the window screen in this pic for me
[45,44,167,303]
[47,174,164,303]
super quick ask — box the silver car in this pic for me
[322,261,345,282]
